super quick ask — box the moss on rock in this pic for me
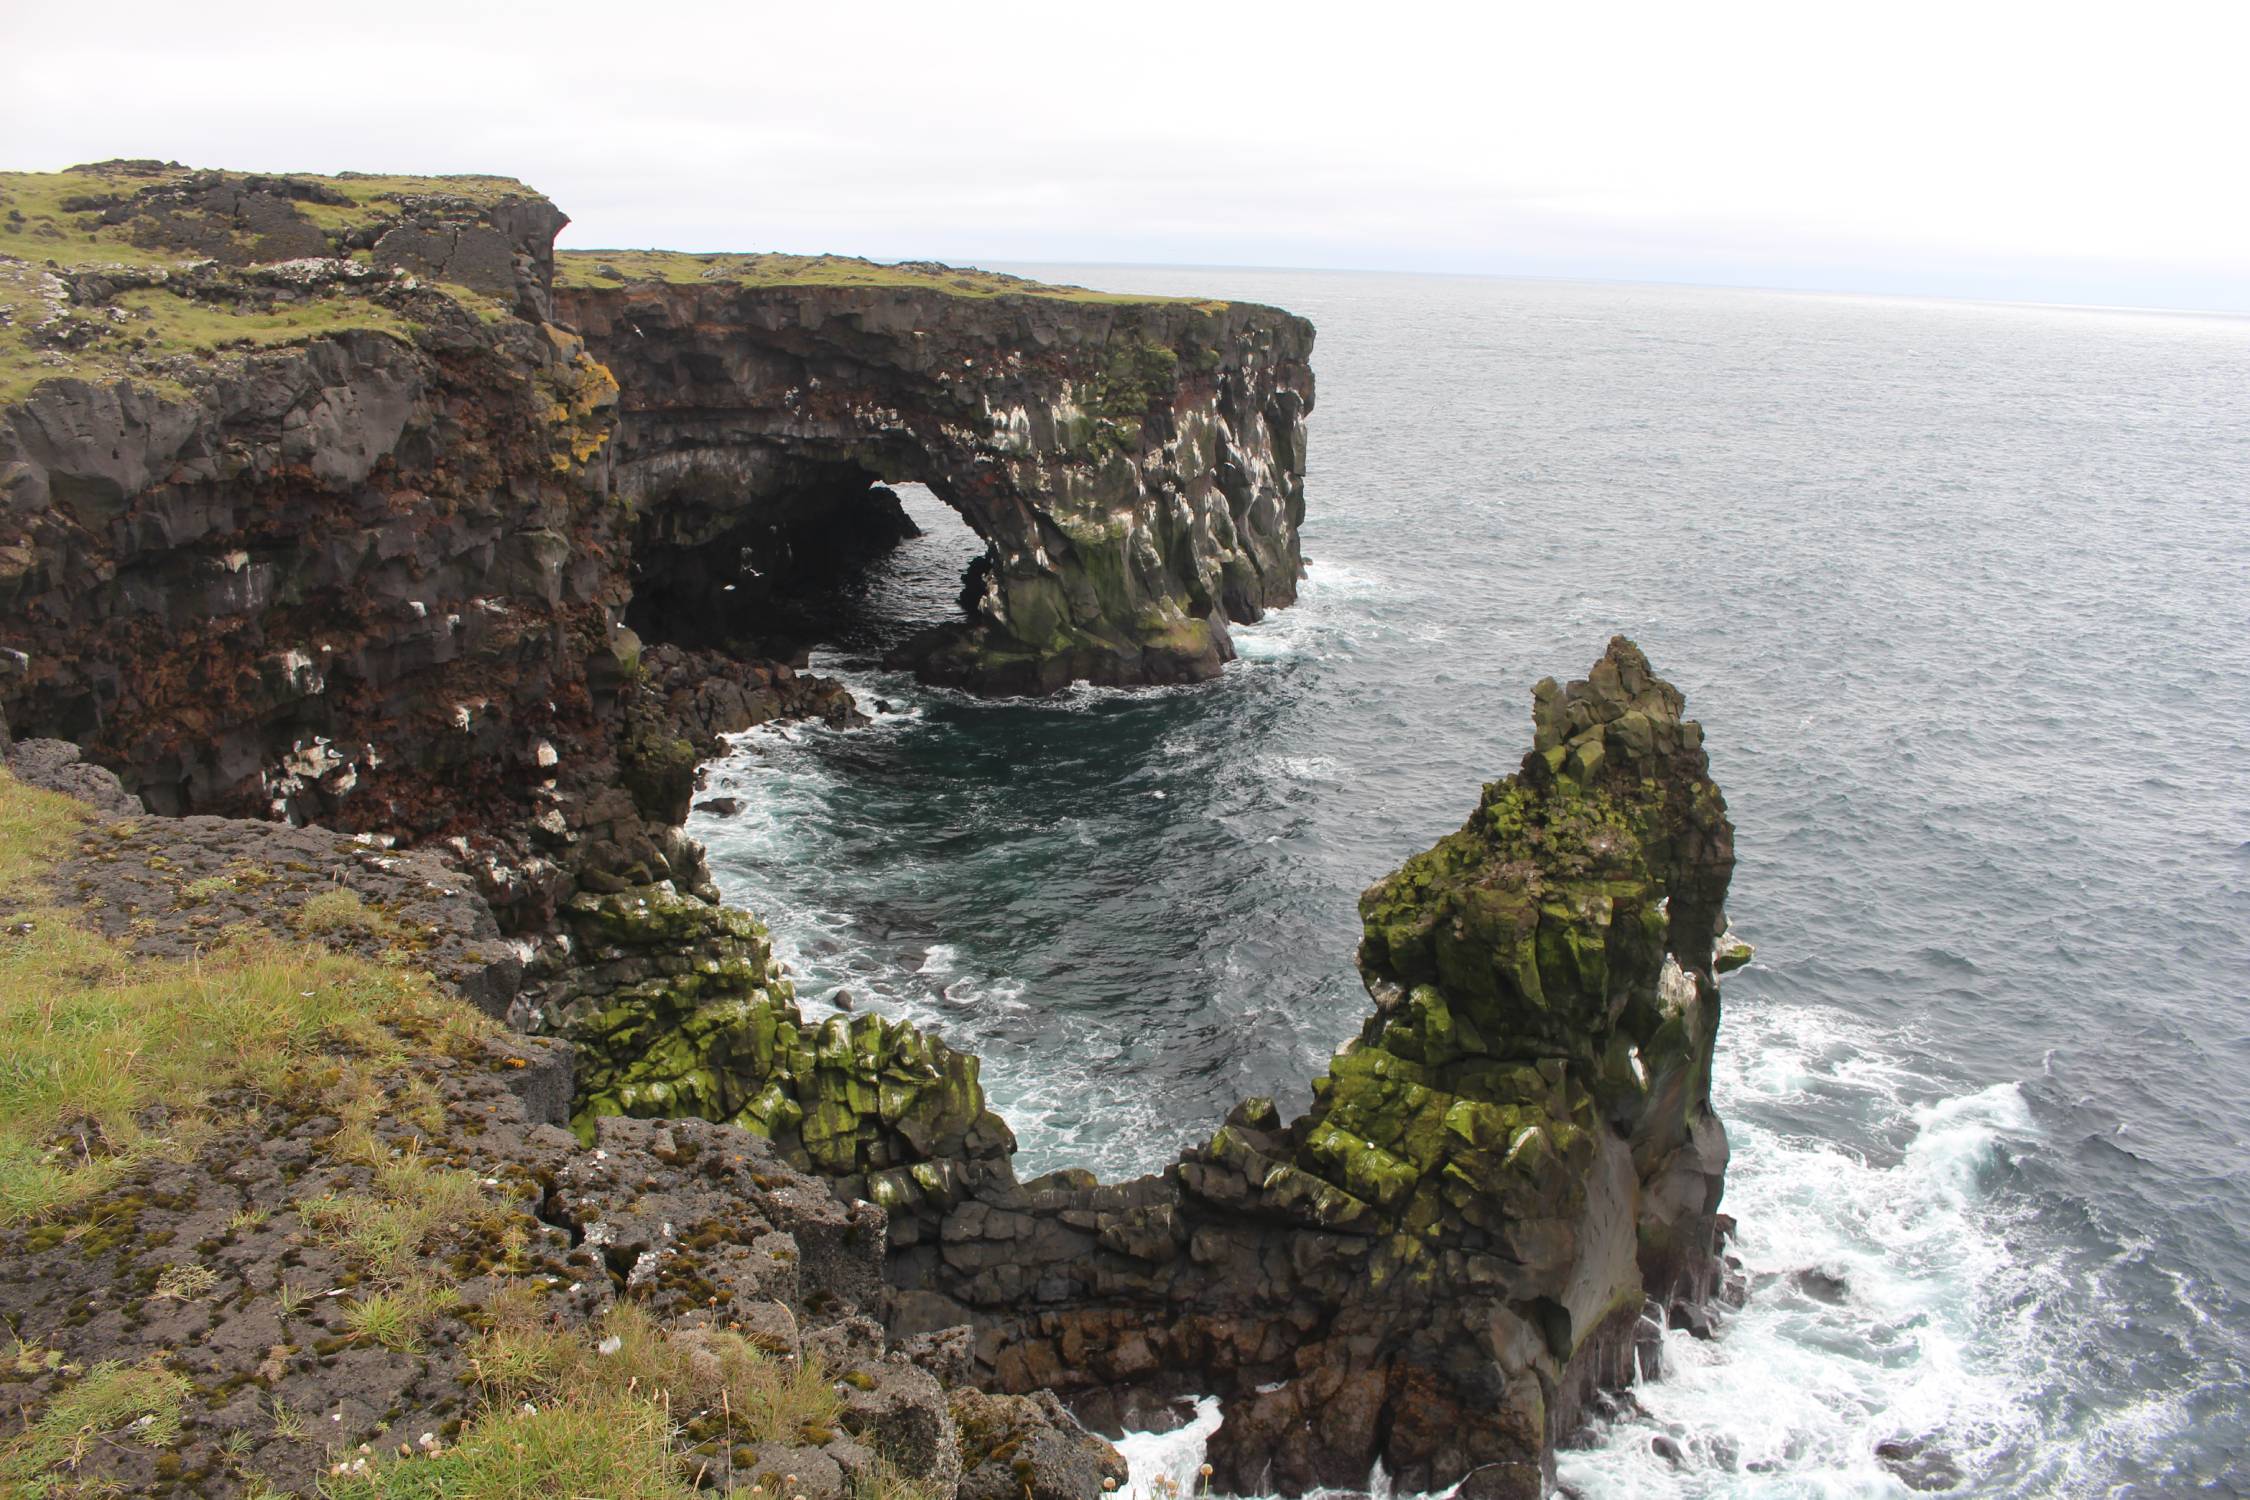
[560,886,1012,1176]
[1265,637,1738,1312]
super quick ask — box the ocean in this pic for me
[685,269,2250,1497]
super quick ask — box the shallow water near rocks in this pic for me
[689,270,2250,1498]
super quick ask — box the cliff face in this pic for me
[0,168,1314,947]
[0,164,621,845]
[556,261,1314,693]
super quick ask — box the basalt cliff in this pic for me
[0,160,1311,951]
[0,161,1741,1500]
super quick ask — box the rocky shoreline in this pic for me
[0,162,1746,1498]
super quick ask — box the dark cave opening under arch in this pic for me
[622,457,990,665]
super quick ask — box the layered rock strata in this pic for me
[0,164,1313,1014]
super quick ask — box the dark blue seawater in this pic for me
[687,271,2250,1497]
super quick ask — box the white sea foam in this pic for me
[1119,1397,1226,1500]
[1094,1011,2078,1500]
[1557,1014,2048,1498]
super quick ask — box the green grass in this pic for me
[0,769,494,1222]
[294,887,400,940]
[301,1151,511,1285]
[0,162,537,406]
[0,765,911,1496]
[335,1301,848,1497]
[341,1285,460,1354]
[0,164,541,271]
[471,1301,841,1443]
[555,247,1223,309]
[0,272,425,406]
[322,1388,692,1500]
[0,1357,189,1492]
[0,766,90,888]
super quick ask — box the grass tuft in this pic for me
[0,1357,189,1488]
[0,768,493,1223]
[322,1388,690,1499]
[342,1285,456,1353]
[301,1146,507,1285]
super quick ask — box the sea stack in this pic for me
[859,636,1743,1497]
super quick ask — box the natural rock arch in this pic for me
[556,272,1314,693]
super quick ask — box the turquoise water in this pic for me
[688,271,2250,1497]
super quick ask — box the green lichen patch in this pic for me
[560,882,1013,1176]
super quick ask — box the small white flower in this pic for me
[596,1335,623,1356]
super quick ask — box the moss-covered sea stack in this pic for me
[869,638,1744,1500]
[1338,633,1739,1300]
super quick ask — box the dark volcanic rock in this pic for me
[1790,1266,1851,1304]
[481,637,1738,1496]
[6,735,145,815]
[1876,1434,1966,1492]
[841,638,1742,1496]
[951,1387,1130,1500]
[558,275,1314,694]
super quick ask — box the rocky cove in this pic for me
[0,162,1747,1499]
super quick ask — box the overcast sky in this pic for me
[6,1,2246,311]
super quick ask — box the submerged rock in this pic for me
[1790,1266,1852,1304]
[1876,1434,1966,1492]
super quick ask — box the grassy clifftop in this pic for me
[0,161,1232,406]
[0,161,545,404]
[0,763,952,1498]
[556,247,1222,308]
[0,163,541,271]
